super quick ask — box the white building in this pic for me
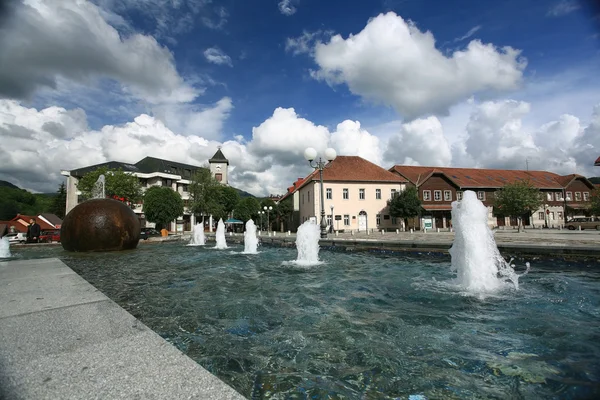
[60,149,230,232]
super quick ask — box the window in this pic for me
[343,188,349,200]
[384,215,390,220]
[546,192,553,201]
[558,212,563,220]
[182,184,189,192]
[423,190,431,201]
[434,190,442,201]
[555,192,563,201]
[391,189,397,198]
[359,188,365,200]
[308,191,311,202]
[215,173,222,182]
[170,166,177,174]
[184,169,191,178]
[344,214,350,226]
[444,190,452,201]
[538,212,544,220]
[583,192,589,201]
[302,193,304,205]
[376,214,381,225]
[391,217,397,225]
[477,191,485,201]
[550,212,555,220]
[376,189,381,199]
[575,192,581,201]
[326,215,332,226]
[326,188,332,200]
[566,192,572,201]
[457,191,463,200]
[164,179,172,187]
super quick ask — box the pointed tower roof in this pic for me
[209,147,229,165]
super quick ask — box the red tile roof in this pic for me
[595,156,600,166]
[389,165,590,190]
[299,156,407,190]
[10,214,55,231]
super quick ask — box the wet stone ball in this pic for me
[61,199,141,252]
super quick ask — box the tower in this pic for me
[209,147,229,185]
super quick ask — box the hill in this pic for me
[234,187,256,198]
[589,177,600,184]
[0,180,19,189]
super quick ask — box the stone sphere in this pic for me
[61,199,141,252]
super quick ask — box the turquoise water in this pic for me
[10,243,600,399]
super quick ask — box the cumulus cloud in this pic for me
[330,120,383,165]
[0,0,198,104]
[204,47,233,67]
[301,12,526,120]
[278,0,297,16]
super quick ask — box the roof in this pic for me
[39,213,62,227]
[69,161,140,178]
[10,214,55,231]
[279,177,306,202]
[389,165,591,190]
[134,156,203,174]
[595,156,600,166]
[209,148,229,165]
[298,156,407,191]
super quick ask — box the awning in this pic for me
[422,204,452,211]
[224,218,244,224]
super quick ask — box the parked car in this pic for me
[565,217,600,230]
[4,232,27,244]
[39,230,61,243]
[140,228,161,240]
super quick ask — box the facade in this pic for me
[278,177,306,232]
[0,214,58,234]
[296,156,407,232]
[60,150,230,232]
[390,165,596,229]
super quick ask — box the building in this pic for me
[295,156,407,232]
[389,165,596,229]
[595,156,600,166]
[0,214,58,234]
[60,149,230,232]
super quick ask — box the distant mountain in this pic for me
[0,180,19,189]
[234,187,256,198]
[589,177,600,184]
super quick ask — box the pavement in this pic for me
[0,257,246,400]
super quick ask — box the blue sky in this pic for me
[0,0,599,194]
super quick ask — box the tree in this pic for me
[275,201,293,232]
[233,197,261,222]
[259,198,277,230]
[590,189,600,216]
[387,186,423,230]
[77,167,142,204]
[50,183,67,218]
[216,185,240,218]
[143,186,184,229]
[494,180,542,232]
[189,168,221,220]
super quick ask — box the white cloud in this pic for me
[547,1,580,17]
[278,0,297,16]
[330,120,383,165]
[0,0,198,104]
[203,47,233,67]
[307,12,526,120]
[454,25,481,42]
[384,116,452,167]
[286,30,333,56]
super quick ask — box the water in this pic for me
[291,220,321,266]
[0,237,10,258]
[11,244,600,399]
[243,219,258,254]
[449,190,528,295]
[188,223,206,246]
[91,174,105,199]
[215,218,227,249]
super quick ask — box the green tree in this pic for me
[216,185,240,218]
[259,198,277,230]
[494,180,542,232]
[589,189,600,216]
[50,183,67,218]
[189,168,221,221]
[77,167,142,203]
[233,197,260,223]
[387,186,423,230]
[275,201,293,232]
[143,186,184,229]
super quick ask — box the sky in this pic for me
[0,0,599,196]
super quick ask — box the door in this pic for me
[496,216,505,227]
[358,212,367,231]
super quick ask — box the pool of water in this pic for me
[8,243,600,399]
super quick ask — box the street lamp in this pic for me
[259,211,264,231]
[544,203,549,228]
[304,147,337,239]
[330,204,334,233]
[263,206,273,232]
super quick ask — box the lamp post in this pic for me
[330,205,334,233]
[263,206,273,232]
[304,147,337,239]
[544,203,549,228]
[259,211,264,231]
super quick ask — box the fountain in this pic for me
[0,237,10,258]
[188,223,206,246]
[292,220,321,266]
[214,218,227,249]
[91,174,106,199]
[449,190,528,294]
[243,219,259,254]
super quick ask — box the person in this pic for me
[27,218,41,243]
